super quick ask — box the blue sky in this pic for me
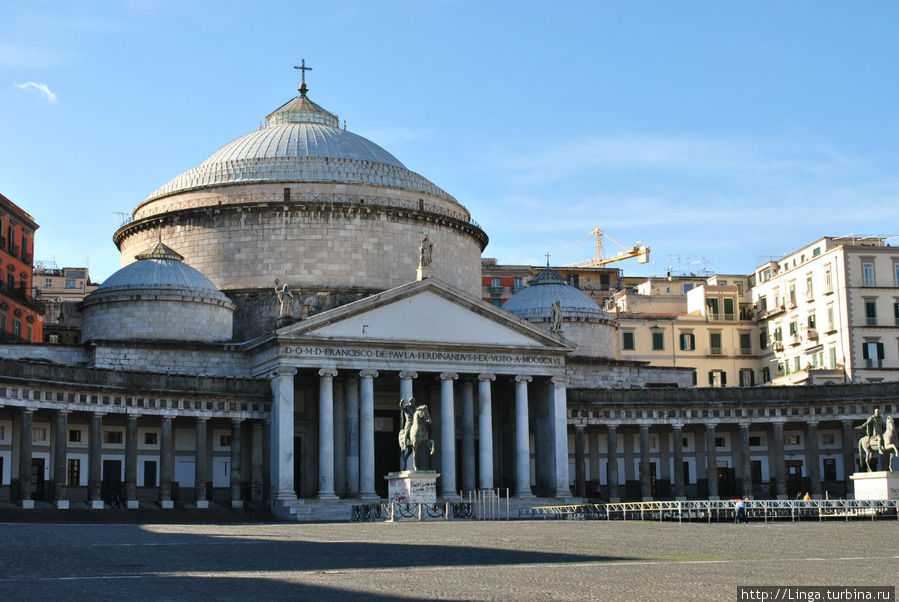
[2,0,898,282]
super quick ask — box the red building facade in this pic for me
[0,193,41,342]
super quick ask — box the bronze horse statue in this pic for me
[859,415,897,472]
[398,398,436,472]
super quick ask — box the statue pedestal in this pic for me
[416,265,433,281]
[385,471,439,504]
[850,471,899,500]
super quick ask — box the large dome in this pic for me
[144,95,456,203]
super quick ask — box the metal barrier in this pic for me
[462,488,510,521]
[350,501,473,522]
[519,499,899,522]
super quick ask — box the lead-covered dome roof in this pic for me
[145,88,456,203]
[502,269,610,321]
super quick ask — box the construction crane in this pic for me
[563,227,650,268]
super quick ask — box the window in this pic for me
[691,370,697,386]
[739,369,755,387]
[622,331,635,350]
[739,332,751,355]
[789,321,798,336]
[679,332,695,351]
[723,298,735,320]
[651,331,664,351]
[823,458,837,482]
[827,305,835,331]
[788,282,797,305]
[682,283,694,294]
[824,265,833,292]
[735,282,743,296]
[865,300,877,326]
[749,436,762,447]
[513,277,522,289]
[805,275,813,297]
[895,263,899,286]
[144,432,158,445]
[784,434,800,446]
[709,332,722,354]
[761,367,770,382]
[706,298,719,319]
[794,357,801,372]
[813,247,821,257]
[220,434,232,447]
[44,278,52,288]
[32,427,48,442]
[895,302,899,327]
[863,341,885,368]
[143,461,157,487]
[714,436,726,447]
[13,319,20,337]
[103,431,123,444]
[862,261,875,286]
[774,326,783,342]
[67,459,80,487]
[807,313,816,330]
[829,347,838,368]
[708,370,726,386]
[751,460,763,484]
[599,274,609,290]
[68,429,81,443]
[65,278,77,289]
[759,330,767,349]
[26,324,31,341]
[0,311,6,332]
[490,277,499,287]
[491,299,501,307]
[821,433,836,446]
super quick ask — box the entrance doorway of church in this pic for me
[30,458,45,501]
[102,460,122,504]
[786,460,804,496]
[374,409,400,498]
[717,466,735,498]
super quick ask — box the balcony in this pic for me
[804,292,814,302]
[823,285,834,295]
[807,328,819,341]
[789,335,801,346]
[723,313,735,321]
[824,324,837,334]
[785,300,797,310]
[866,317,877,326]
[707,312,720,321]
[512,284,525,293]
[488,286,504,296]
[22,250,32,265]
[773,341,784,352]
[760,304,786,319]
[740,347,753,356]
[709,347,723,355]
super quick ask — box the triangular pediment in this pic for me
[277,279,571,350]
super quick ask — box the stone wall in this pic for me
[116,201,485,298]
[82,297,233,343]
[91,343,250,378]
[559,319,617,360]
[0,343,89,365]
[566,358,693,389]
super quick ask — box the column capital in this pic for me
[705,422,716,431]
[671,421,685,430]
[606,423,618,432]
[771,418,787,425]
[806,418,820,427]
[514,374,533,384]
[439,372,458,381]
[638,423,649,432]
[231,417,244,425]
[126,412,139,422]
[273,365,297,378]
[195,416,209,423]
[738,420,751,429]
[21,408,34,416]
[574,423,586,431]
[550,375,567,387]
[92,411,106,419]
[318,368,338,378]
[398,370,418,380]
[161,415,173,423]
[56,408,70,417]
[359,369,379,379]
[478,373,496,382]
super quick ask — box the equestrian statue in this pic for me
[856,408,897,472]
[398,397,436,472]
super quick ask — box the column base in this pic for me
[196,500,209,509]
[126,500,140,509]
[55,500,70,509]
[641,496,653,502]
[708,495,720,501]
[359,492,380,500]
[675,496,687,501]
[776,495,788,500]
[317,492,339,500]
[90,500,104,510]
[21,499,34,509]
[159,500,174,509]
[231,500,244,509]
[515,491,535,499]
[609,497,620,503]
[272,489,297,503]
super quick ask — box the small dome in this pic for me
[82,241,234,343]
[502,269,609,321]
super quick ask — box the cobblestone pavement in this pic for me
[0,520,895,600]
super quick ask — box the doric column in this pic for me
[514,375,534,498]
[672,422,685,500]
[359,370,379,499]
[345,375,360,496]
[270,366,297,503]
[89,412,103,509]
[841,420,857,480]
[19,409,33,507]
[738,421,752,498]
[159,416,173,509]
[705,423,718,499]
[54,409,69,509]
[606,424,619,501]
[574,424,586,498]
[230,419,243,508]
[333,379,346,497]
[460,378,476,492]
[588,427,600,497]
[251,421,264,502]
[478,373,495,489]
[439,372,458,497]
[807,419,821,497]
[125,414,138,509]
[772,420,787,499]
[399,370,418,401]
[317,368,338,499]
[639,424,651,501]
[550,375,570,498]
[195,417,208,508]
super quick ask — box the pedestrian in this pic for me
[803,492,811,501]
[734,497,747,523]
[796,491,804,500]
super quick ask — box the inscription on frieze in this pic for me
[282,345,562,365]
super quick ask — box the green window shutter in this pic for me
[862,344,869,360]
[721,372,727,386]
[877,342,885,360]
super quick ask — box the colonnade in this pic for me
[10,407,261,509]
[269,366,570,503]
[571,417,859,501]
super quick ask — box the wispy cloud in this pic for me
[14,81,57,103]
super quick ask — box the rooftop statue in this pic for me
[551,300,563,332]
[419,233,433,268]
[398,397,435,472]
[274,279,294,318]
[856,409,897,471]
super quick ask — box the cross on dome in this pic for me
[294,59,313,96]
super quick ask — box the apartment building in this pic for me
[32,264,98,301]
[752,236,899,385]
[0,193,42,343]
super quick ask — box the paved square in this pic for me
[0,520,895,600]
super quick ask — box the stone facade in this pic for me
[82,297,234,344]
